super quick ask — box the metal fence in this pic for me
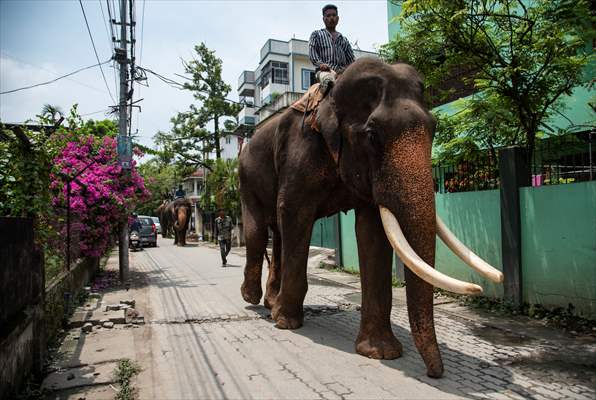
[432,132,595,193]
[530,132,595,186]
[433,150,500,193]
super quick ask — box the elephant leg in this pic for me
[240,202,268,305]
[354,206,403,360]
[271,203,314,330]
[264,227,282,310]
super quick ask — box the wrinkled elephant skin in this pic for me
[239,59,445,378]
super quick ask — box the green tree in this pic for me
[155,43,241,168]
[383,0,595,161]
[200,158,240,217]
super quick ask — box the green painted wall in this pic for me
[340,210,359,272]
[435,190,504,298]
[338,190,503,297]
[310,215,336,249]
[520,181,596,317]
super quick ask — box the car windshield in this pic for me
[152,217,160,224]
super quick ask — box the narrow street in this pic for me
[43,239,595,399]
[131,239,450,399]
[127,239,594,400]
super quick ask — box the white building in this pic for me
[235,38,378,136]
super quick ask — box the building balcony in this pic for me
[257,91,303,123]
[238,71,256,97]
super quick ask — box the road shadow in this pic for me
[222,263,242,268]
[288,307,541,399]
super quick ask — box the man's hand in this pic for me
[319,63,330,71]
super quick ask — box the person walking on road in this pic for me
[215,209,233,266]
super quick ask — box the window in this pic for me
[302,69,316,90]
[272,61,289,84]
[258,61,289,89]
[225,136,231,144]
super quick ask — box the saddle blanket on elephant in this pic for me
[290,84,325,132]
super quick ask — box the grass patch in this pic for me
[435,289,596,335]
[114,358,141,400]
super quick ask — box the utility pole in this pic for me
[116,0,130,282]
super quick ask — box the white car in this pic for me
[151,216,162,234]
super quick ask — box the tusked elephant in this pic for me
[165,198,191,246]
[238,58,503,378]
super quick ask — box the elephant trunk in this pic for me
[375,125,443,378]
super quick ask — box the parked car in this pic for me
[137,215,157,247]
[151,216,162,234]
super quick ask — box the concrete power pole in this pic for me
[117,0,129,282]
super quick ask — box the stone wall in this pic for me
[0,217,44,399]
[44,256,100,346]
[0,217,102,398]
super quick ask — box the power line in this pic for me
[81,108,112,117]
[78,0,116,104]
[135,0,146,133]
[98,0,113,53]
[105,0,119,101]
[0,52,108,95]
[0,59,112,95]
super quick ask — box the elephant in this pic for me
[156,200,172,238]
[238,58,503,378]
[165,198,192,246]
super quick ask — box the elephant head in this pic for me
[316,59,503,377]
[168,198,192,246]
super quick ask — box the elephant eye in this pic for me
[366,127,377,141]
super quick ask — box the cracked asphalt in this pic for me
[125,239,596,400]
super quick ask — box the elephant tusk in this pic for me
[436,216,504,283]
[379,206,483,295]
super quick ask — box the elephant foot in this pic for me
[425,360,444,379]
[241,281,262,305]
[272,304,303,329]
[356,330,403,360]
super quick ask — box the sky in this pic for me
[0,0,389,150]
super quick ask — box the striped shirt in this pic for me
[309,29,355,73]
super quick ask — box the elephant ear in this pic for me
[316,97,340,164]
[333,74,385,125]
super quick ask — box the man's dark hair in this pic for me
[322,4,337,15]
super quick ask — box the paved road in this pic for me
[130,239,595,400]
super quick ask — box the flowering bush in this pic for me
[50,134,150,257]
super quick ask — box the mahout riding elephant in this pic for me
[156,200,172,238]
[238,58,503,378]
[165,198,191,246]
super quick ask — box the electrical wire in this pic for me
[98,0,113,53]
[1,59,112,95]
[81,108,112,117]
[78,0,116,104]
[135,0,147,133]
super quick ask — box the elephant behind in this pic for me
[238,58,503,378]
[156,200,172,238]
[165,198,192,246]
